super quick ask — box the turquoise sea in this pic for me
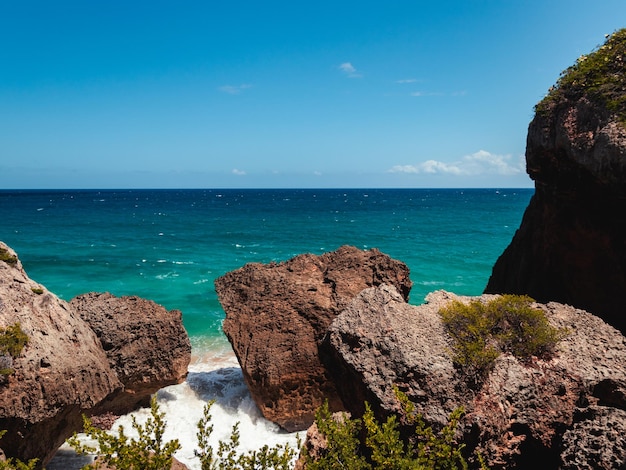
[0,188,533,467]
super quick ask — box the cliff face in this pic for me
[215,245,412,432]
[217,240,626,468]
[485,30,626,332]
[323,286,626,469]
[0,242,191,465]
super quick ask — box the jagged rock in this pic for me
[485,30,626,333]
[215,245,412,432]
[322,285,466,426]
[322,286,626,469]
[0,242,121,465]
[560,406,626,470]
[0,242,191,466]
[71,292,191,414]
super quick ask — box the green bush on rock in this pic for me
[536,28,626,122]
[439,294,567,384]
[68,396,181,470]
[0,248,17,267]
[0,323,29,360]
[66,389,480,469]
[304,389,475,470]
[0,323,29,377]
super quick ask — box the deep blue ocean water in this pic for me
[0,188,532,352]
[0,188,534,468]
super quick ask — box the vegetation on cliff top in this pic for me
[536,28,626,122]
[0,248,17,267]
[440,295,567,385]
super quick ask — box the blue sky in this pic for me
[1,1,625,189]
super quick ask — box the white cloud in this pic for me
[338,62,362,78]
[388,151,524,177]
[218,84,253,95]
[396,78,419,84]
[410,91,444,97]
[232,168,246,176]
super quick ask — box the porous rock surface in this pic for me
[215,245,412,432]
[71,292,191,413]
[0,242,191,466]
[485,47,626,334]
[323,285,626,469]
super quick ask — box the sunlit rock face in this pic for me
[215,245,412,432]
[0,241,191,466]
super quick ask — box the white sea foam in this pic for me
[156,272,180,279]
[49,349,300,470]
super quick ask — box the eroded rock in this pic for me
[71,292,191,414]
[322,286,626,469]
[485,31,626,334]
[0,242,191,465]
[215,245,412,431]
[0,243,121,465]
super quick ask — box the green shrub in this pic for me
[536,28,626,122]
[30,288,44,295]
[195,400,299,470]
[0,457,38,470]
[68,392,473,469]
[0,248,17,267]
[0,323,28,359]
[439,295,567,383]
[305,403,367,470]
[70,397,299,470]
[0,368,15,377]
[68,395,181,470]
[304,389,473,470]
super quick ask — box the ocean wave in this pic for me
[50,352,299,470]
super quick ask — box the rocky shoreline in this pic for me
[215,247,626,469]
[2,29,626,470]
[0,242,191,466]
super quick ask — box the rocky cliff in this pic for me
[217,240,626,467]
[323,286,626,469]
[0,242,191,465]
[485,30,626,333]
[215,245,412,432]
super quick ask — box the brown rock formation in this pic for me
[0,243,121,465]
[0,242,191,465]
[485,31,626,333]
[322,286,467,427]
[215,245,412,432]
[322,286,626,469]
[71,292,191,414]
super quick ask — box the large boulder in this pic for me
[215,245,412,431]
[70,292,191,414]
[485,30,626,333]
[323,285,626,469]
[0,242,191,465]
